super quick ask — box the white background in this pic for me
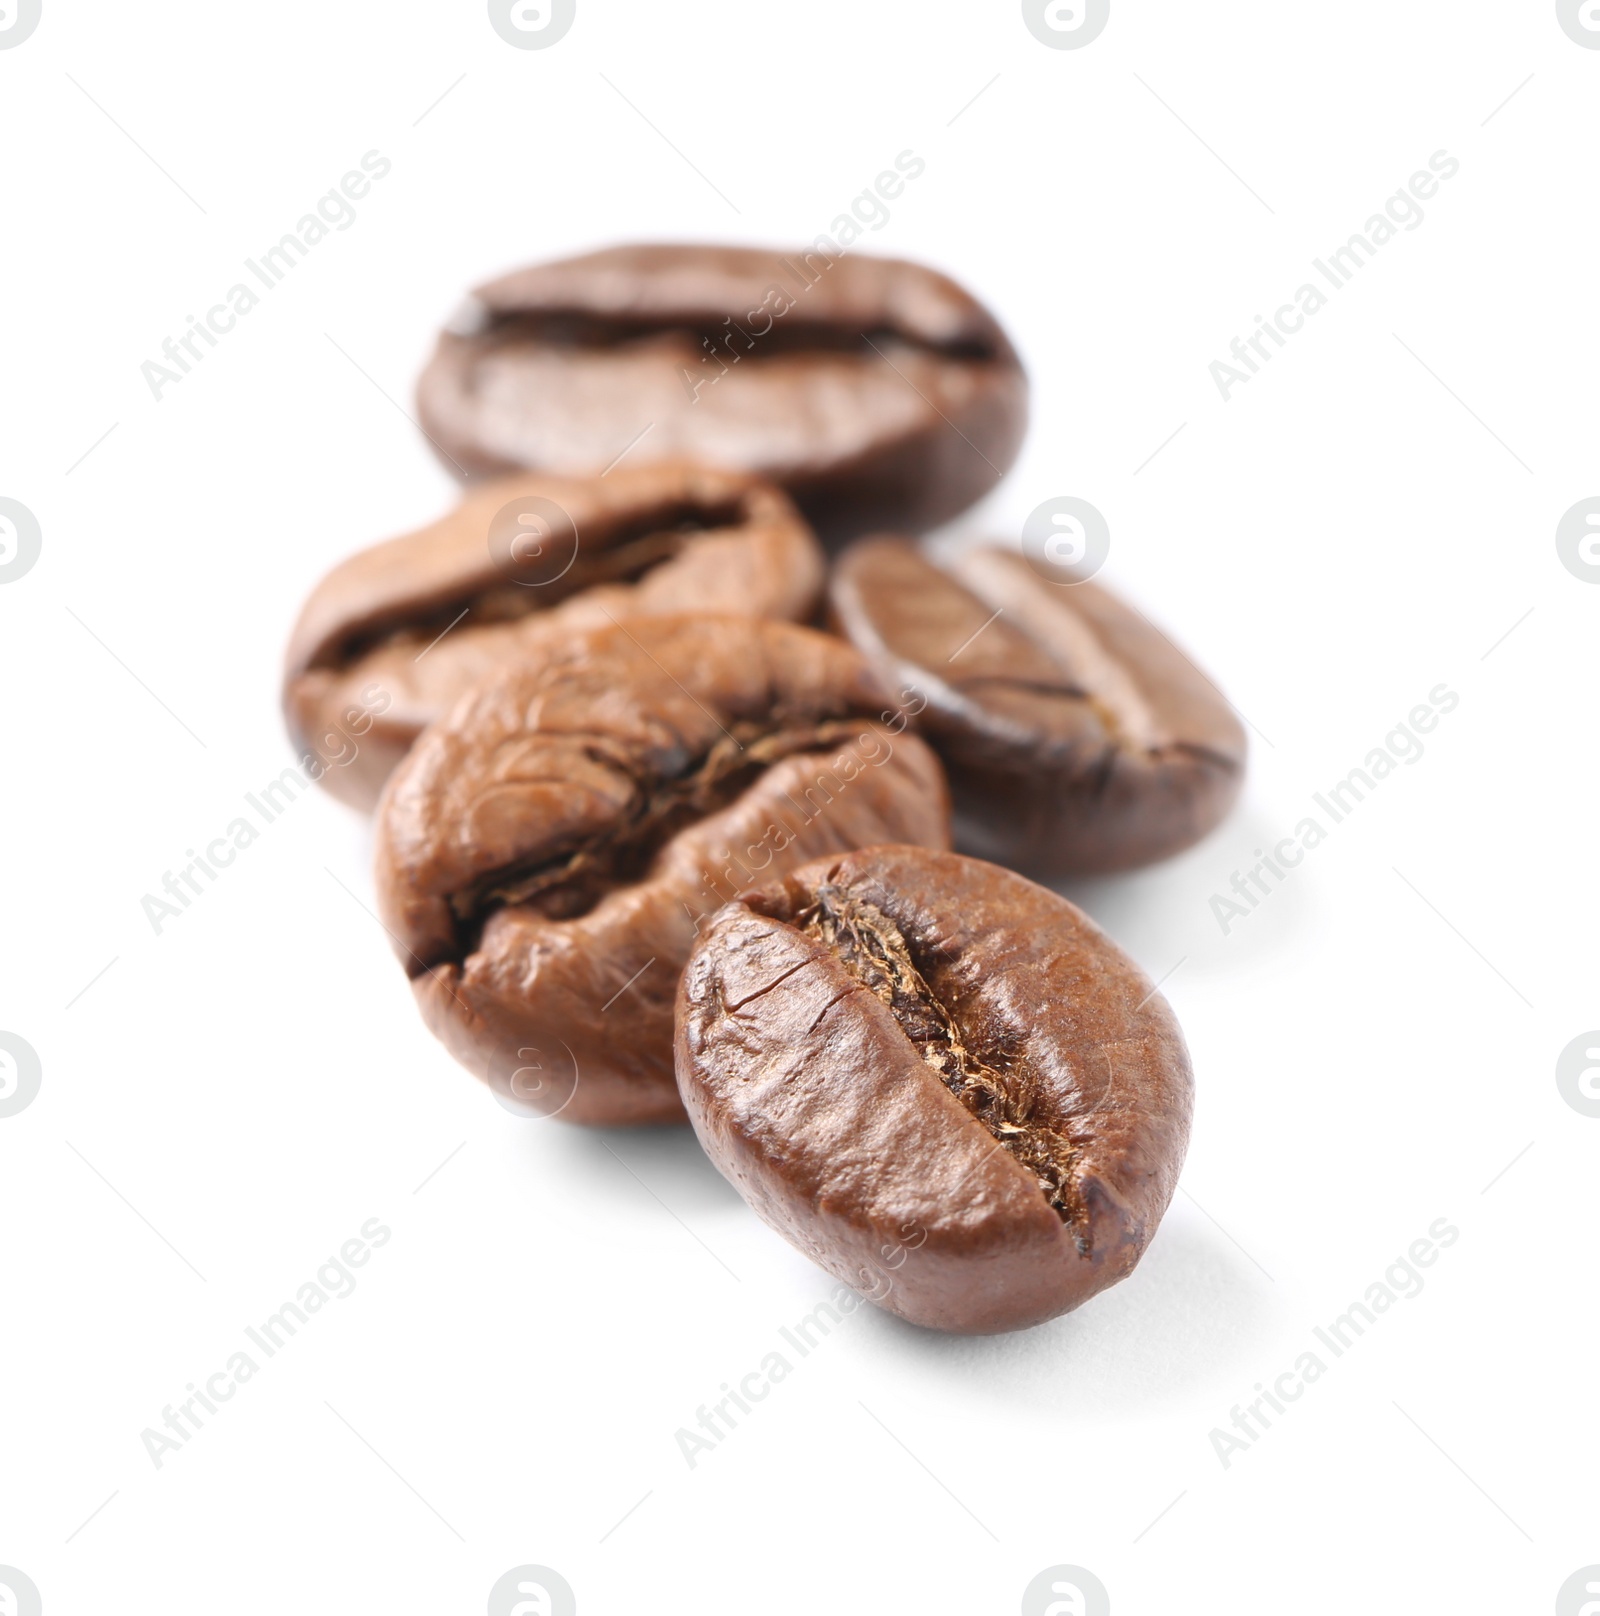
[2,2,1596,1611]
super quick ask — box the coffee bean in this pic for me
[415,245,1028,539]
[284,465,823,809]
[675,845,1193,1333]
[827,537,1247,876]
[375,617,950,1126]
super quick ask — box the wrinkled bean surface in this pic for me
[285,465,822,809]
[375,617,950,1125]
[675,845,1193,1332]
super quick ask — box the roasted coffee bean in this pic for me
[827,538,1247,877]
[415,244,1028,538]
[675,845,1192,1334]
[284,465,823,809]
[375,617,950,1126]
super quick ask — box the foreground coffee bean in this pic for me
[416,244,1028,538]
[676,846,1192,1333]
[375,618,949,1126]
[284,465,823,809]
[828,538,1247,877]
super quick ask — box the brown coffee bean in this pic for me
[374,617,950,1126]
[675,845,1193,1334]
[827,538,1247,877]
[284,465,823,809]
[415,244,1028,539]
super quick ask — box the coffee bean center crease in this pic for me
[796,884,1085,1230]
[447,717,867,934]
[482,312,1002,365]
[322,502,744,670]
